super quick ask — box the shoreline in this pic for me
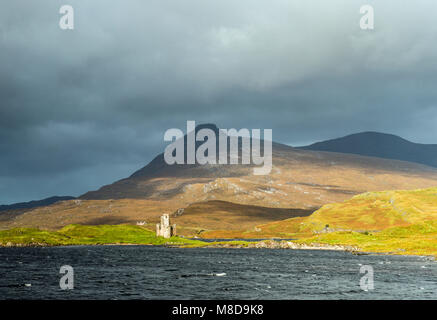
[0,239,383,256]
[0,239,359,251]
[1,240,435,260]
[1,222,435,260]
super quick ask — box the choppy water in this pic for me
[0,246,435,299]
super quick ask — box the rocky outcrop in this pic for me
[207,240,359,252]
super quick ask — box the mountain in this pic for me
[0,196,75,212]
[2,125,437,234]
[80,127,437,206]
[299,131,437,168]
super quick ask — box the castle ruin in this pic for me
[156,214,176,238]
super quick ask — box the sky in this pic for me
[1,0,437,204]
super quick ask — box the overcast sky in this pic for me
[1,0,437,203]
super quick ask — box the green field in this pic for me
[0,224,255,248]
[0,224,208,247]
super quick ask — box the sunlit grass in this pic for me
[0,224,207,247]
[204,187,437,257]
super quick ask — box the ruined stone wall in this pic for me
[156,214,176,239]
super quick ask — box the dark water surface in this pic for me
[0,246,435,299]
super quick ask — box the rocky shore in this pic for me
[207,240,360,253]
[1,239,359,253]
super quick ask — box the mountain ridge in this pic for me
[299,131,437,168]
[0,196,75,212]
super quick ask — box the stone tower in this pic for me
[156,214,176,238]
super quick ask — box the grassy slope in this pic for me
[204,187,437,256]
[205,187,437,237]
[297,187,437,232]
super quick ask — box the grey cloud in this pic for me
[1,0,437,203]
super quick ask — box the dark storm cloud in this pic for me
[1,0,437,203]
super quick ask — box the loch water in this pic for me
[0,246,435,299]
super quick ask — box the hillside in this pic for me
[0,198,313,234]
[205,187,437,238]
[202,187,437,256]
[294,187,437,233]
[299,131,437,168]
